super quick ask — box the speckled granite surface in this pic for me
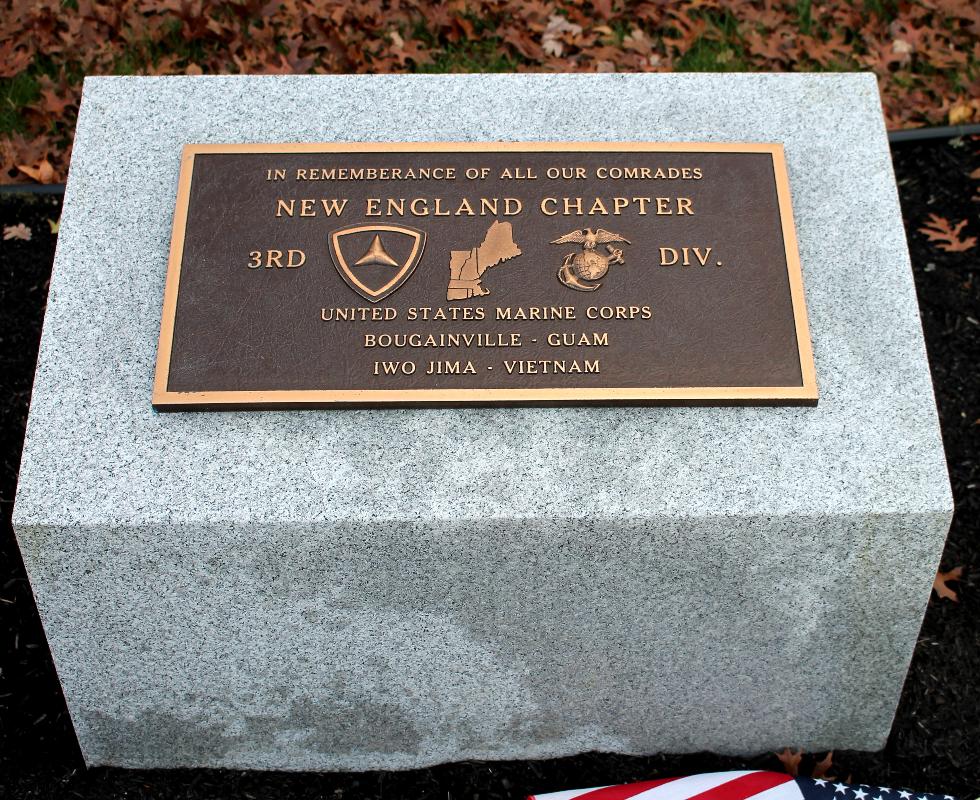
[13,74,951,770]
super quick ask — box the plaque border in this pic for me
[153,142,818,409]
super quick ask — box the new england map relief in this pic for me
[446,220,522,301]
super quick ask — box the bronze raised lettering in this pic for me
[153,142,817,409]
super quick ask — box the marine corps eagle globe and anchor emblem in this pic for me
[551,228,630,292]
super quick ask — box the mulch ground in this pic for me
[0,138,977,799]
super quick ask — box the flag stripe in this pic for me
[631,772,759,800]
[529,773,948,800]
[532,771,767,800]
[752,779,806,800]
[685,772,794,800]
[528,788,615,800]
[563,777,681,800]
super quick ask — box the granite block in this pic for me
[13,74,952,770]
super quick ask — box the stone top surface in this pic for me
[14,74,951,528]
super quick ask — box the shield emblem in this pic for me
[329,224,426,303]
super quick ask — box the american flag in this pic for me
[528,770,957,800]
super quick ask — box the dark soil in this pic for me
[0,138,977,799]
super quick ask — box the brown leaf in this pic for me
[776,747,802,777]
[745,31,791,64]
[592,0,613,19]
[623,28,654,55]
[933,566,964,601]
[40,88,75,116]
[502,27,544,60]
[812,750,834,779]
[3,223,32,241]
[919,214,977,252]
[16,158,56,184]
[0,41,33,78]
[542,15,583,58]
[950,99,977,125]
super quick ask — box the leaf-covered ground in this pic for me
[1,0,979,184]
[0,138,977,797]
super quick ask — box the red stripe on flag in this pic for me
[685,772,793,800]
[561,777,680,800]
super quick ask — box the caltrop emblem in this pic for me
[551,228,630,292]
[329,223,426,302]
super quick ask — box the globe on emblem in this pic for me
[569,250,610,281]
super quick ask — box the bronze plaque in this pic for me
[153,143,817,409]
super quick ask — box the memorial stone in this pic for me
[13,73,952,771]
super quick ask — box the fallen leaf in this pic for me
[812,751,834,779]
[16,158,56,184]
[592,0,612,20]
[776,747,802,777]
[48,218,60,234]
[542,14,583,58]
[3,223,32,241]
[41,88,74,116]
[623,28,653,55]
[0,41,32,78]
[933,566,964,601]
[919,214,977,252]
[892,39,913,57]
[949,99,976,125]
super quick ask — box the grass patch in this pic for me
[408,12,519,73]
[0,73,40,136]
[675,39,747,71]
[674,10,748,72]
[415,38,519,73]
[796,0,813,34]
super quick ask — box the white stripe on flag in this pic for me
[748,780,806,800]
[528,783,616,800]
[532,770,764,800]
[628,771,759,800]
[533,787,616,800]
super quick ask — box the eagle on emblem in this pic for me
[551,228,631,292]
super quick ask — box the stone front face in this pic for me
[13,74,952,770]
